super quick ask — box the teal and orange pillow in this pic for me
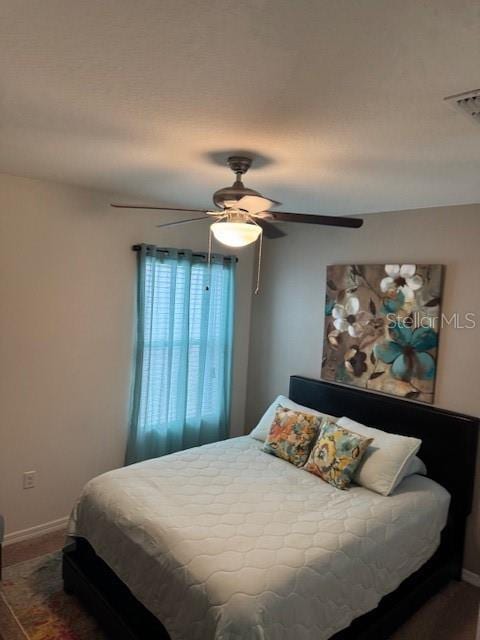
[263,405,322,467]
[304,419,373,490]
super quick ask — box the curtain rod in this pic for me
[131,244,238,263]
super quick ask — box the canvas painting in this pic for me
[321,264,444,403]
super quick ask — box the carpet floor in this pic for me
[0,530,478,639]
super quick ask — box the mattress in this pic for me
[68,436,450,640]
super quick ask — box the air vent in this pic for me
[444,89,480,124]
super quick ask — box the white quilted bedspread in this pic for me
[69,436,450,640]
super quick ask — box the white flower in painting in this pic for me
[332,297,372,338]
[380,264,423,302]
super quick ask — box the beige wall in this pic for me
[0,173,254,537]
[246,204,480,574]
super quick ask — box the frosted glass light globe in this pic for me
[211,221,262,247]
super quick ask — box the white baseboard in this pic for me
[4,516,69,546]
[462,568,480,588]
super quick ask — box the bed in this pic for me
[63,376,479,640]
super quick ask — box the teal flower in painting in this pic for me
[381,290,405,315]
[325,295,335,316]
[374,324,437,381]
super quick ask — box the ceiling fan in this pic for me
[111,155,364,248]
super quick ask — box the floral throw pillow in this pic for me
[304,420,373,490]
[263,406,322,467]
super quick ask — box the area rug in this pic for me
[0,551,106,640]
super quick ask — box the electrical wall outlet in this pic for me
[23,470,36,489]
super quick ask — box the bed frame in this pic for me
[63,376,479,640]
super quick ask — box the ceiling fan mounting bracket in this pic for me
[213,156,260,208]
[227,156,252,176]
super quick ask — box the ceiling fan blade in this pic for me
[268,212,363,228]
[156,216,212,228]
[111,203,210,214]
[254,218,287,239]
[236,195,281,214]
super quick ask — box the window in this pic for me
[126,245,235,464]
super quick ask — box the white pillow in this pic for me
[249,395,336,442]
[391,455,427,492]
[336,417,422,496]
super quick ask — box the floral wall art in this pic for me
[321,264,444,403]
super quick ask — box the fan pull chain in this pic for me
[206,226,213,292]
[255,230,263,295]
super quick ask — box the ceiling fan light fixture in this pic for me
[210,221,262,247]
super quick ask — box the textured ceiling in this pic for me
[1,0,480,215]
